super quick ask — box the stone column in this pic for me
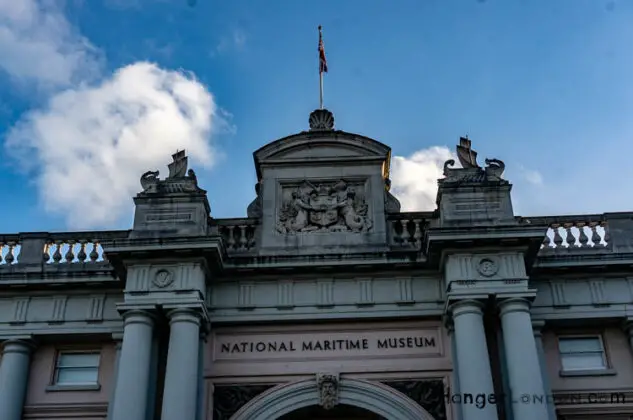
[498,298,549,420]
[532,321,557,420]
[106,334,123,420]
[110,310,155,420]
[161,308,202,420]
[449,300,498,420]
[0,339,35,420]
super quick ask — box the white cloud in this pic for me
[6,63,220,229]
[390,146,456,212]
[2,0,224,229]
[0,0,101,88]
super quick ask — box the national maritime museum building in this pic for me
[0,107,632,420]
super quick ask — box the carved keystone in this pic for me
[316,373,340,410]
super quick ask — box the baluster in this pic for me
[552,224,563,248]
[64,241,75,263]
[400,219,411,245]
[43,241,51,262]
[577,223,589,247]
[412,219,422,248]
[238,225,247,250]
[52,241,63,263]
[0,242,4,264]
[227,226,236,250]
[565,224,576,247]
[390,221,400,244]
[247,227,255,248]
[77,240,87,262]
[89,241,99,262]
[589,223,601,247]
[542,232,552,248]
[601,222,610,248]
[5,242,15,264]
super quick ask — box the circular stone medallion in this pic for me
[153,269,174,288]
[477,258,498,277]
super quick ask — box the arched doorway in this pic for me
[279,403,385,420]
[229,377,435,420]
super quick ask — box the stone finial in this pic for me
[316,373,339,410]
[309,108,335,131]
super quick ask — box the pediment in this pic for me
[254,130,391,163]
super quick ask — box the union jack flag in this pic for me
[319,35,328,73]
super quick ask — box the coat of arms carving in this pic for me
[276,180,372,234]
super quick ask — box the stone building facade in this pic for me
[0,108,632,420]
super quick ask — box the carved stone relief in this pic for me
[276,180,372,234]
[476,257,498,277]
[153,269,174,288]
[316,373,340,410]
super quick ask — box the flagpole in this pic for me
[318,25,324,110]
[319,71,324,110]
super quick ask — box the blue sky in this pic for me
[1,0,632,232]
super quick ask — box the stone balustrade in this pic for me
[0,231,129,267]
[526,215,610,253]
[213,218,258,252]
[0,234,20,265]
[0,212,625,269]
[387,212,431,248]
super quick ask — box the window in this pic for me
[558,336,607,371]
[53,351,101,386]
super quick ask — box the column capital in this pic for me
[1,337,37,355]
[163,302,210,332]
[448,299,485,318]
[497,297,532,317]
[121,309,156,328]
[166,308,202,328]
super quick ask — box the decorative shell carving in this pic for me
[309,108,335,131]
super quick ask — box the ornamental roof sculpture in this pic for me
[442,137,507,184]
[456,136,479,168]
[138,150,204,195]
